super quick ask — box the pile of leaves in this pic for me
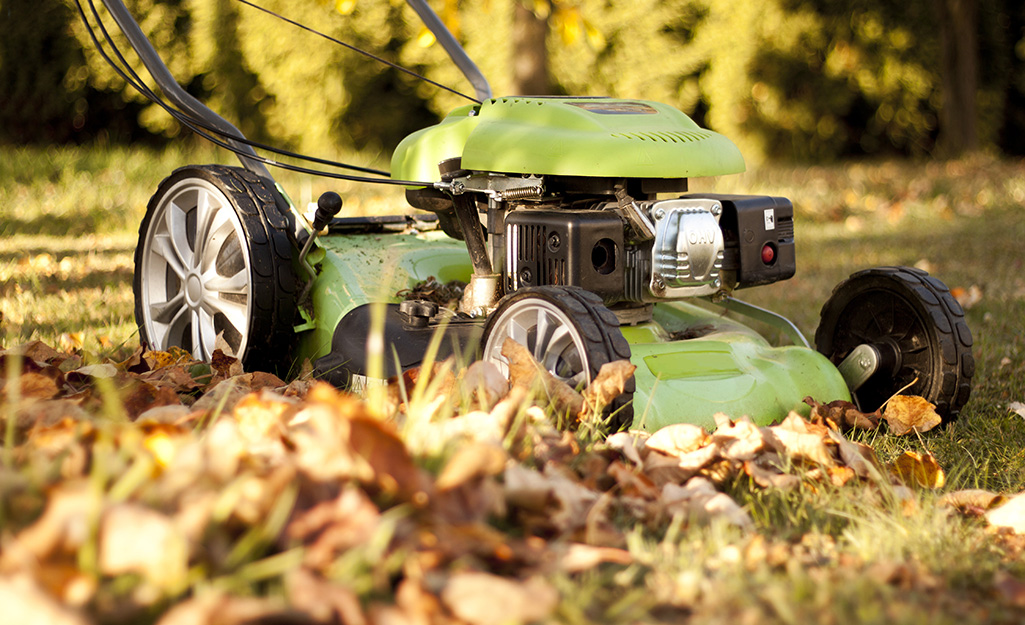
[2,339,1025,624]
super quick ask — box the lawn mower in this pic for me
[89,0,974,431]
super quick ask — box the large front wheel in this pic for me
[482,286,634,430]
[133,165,299,374]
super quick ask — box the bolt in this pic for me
[652,276,665,293]
[653,208,666,220]
[859,358,871,369]
[711,204,722,216]
[713,278,721,288]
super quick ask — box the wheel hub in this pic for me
[185,273,204,308]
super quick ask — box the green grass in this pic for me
[3,143,1025,622]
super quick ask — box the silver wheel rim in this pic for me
[139,178,252,361]
[483,298,590,387]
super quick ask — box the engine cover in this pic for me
[505,209,624,301]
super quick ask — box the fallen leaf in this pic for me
[645,423,709,457]
[581,360,636,414]
[1009,402,1025,419]
[940,489,1007,514]
[950,284,983,309]
[883,395,942,435]
[768,413,836,467]
[713,417,767,462]
[891,451,945,489]
[285,568,367,625]
[4,372,60,401]
[995,571,1025,607]
[0,576,90,625]
[99,503,189,592]
[804,396,880,431]
[502,338,584,417]
[986,493,1025,533]
[459,360,508,409]
[155,592,289,625]
[436,442,507,491]
[441,572,558,625]
[558,543,633,572]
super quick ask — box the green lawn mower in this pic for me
[89,0,974,431]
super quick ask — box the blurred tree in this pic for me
[512,0,552,95]
[936,0,979,154]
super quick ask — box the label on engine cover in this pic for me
[567,102,659,115]
[764,208,775,231]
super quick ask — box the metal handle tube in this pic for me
[98,0,272,179]
[405,0,492,101]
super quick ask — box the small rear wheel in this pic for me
[134,165,299,374]
[815,266,974,421]
[482,286,634,430]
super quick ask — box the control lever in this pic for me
[298,192,343,301]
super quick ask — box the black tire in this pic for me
[133,165,299,375]
[482,286,634,431]
[815,266,974,421]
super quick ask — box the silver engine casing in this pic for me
[647,198,725,299]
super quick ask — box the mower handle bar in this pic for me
[96,0,492,179]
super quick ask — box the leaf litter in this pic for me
[0,339,1023,623]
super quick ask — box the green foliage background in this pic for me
[2,0,1024,162]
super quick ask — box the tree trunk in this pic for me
[936,0,979,155]
[511,1,551,95]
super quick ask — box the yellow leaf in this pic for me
[335,0,356,15]
[892,451,945,489]
[883,395,941,435]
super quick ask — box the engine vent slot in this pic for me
[611,130,712,143]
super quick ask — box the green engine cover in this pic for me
[391,97,746,182]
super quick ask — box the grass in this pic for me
[3,142,1025,621]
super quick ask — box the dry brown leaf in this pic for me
[350,414,429,501]
[98,503,188,592]
[827,430,884,482]
[501,338,584,417]
[155,592,288,625]
[605,431,647,466]
[5,371,60,401]
[441,572,558,625]
[459,360,509,409]
[286,486,381,571]
[661,478,753,530]
[743,460,802,490]
[645,423,709,457]
[285,568,367,625]
[986,493,1025,533]
[804,396,881,430]
[503,463,555,513]
[581,360,636,415]
[940,489,1007,513]
[211,348,244,379]
[713,417,767,462]
[0,576,90,625]
[120,379,182,420]
[436,442,507,491]
[891,451,945,489]
[558,543,633,573]
[767,414,837,468]
[883,395,942,435]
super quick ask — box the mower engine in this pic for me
[502,193,795,305]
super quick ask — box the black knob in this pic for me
[313,192,343,231]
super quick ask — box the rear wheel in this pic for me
[133,165,299,374]
[482,286,634,430]
[815,266,974,421]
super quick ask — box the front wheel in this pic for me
[133,165,299,374]
[815,266,974,422]
[482,286,634,430]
